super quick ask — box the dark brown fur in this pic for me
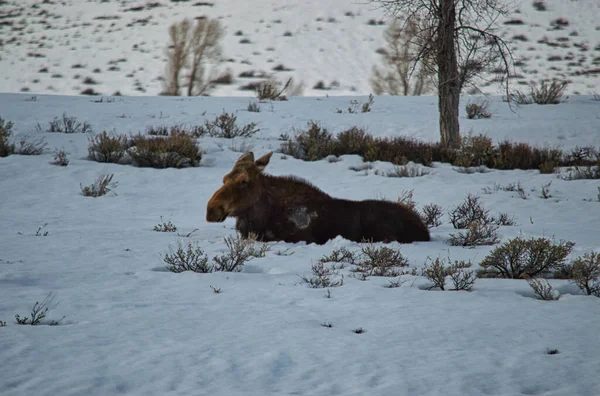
[206,152,430,244]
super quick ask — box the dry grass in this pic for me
[128,132,201,168]
[88,131,130,163]
[80,174,118,197]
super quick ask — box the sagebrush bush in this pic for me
[523,275,560,300]
[80,174,118,197]
[39,112,92,133]
[154,216,177,232]
[88,131,129,163]
[15,292,64,326]
[570,251,600,296]
[195,111,259,138]
[447,220,500,247]
[14,134,47,155]
[386,164,430,178]
[299,261,344,288]
[352,244,409,278]
[51,150,69,166]
[128,132,201,168]
[420,204,444,228]
[0,117,15,157]
[448,194,492,229]
[478,237,575,279]
[422,257,476,291]
[318,247,357,267]
[212,234,259,272]
[164,241,213,273]
[281,121,335,161]
[530,79,569,104]
[465,99,492,119]
[453,134,495,168]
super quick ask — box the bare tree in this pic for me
[370,0,515,148]
[162,18,224,96]
[371,18,436,96]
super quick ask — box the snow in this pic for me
[0,0,599,97]
[1,92,600,396]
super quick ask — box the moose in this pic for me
[206,152,430,245]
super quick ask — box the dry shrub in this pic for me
[212,234,258,272]
[0,117,15,157]
[530,79,569,104]
[420,203,444,228]
[422,257,476,291]
[41,112,92,133]
[280,121,335,161]
[15,135,47,155]
[196,111,259,138]
[523,275,560,300]
[570,251,600,296]
[351,243,409,278]
[164,241,213,273]
[386,164,430,178]
[88,131,130,163]
[51,150,69,166]
[128,132,201,168]
[453,133,495,168]
[334,127,374,156]
[319,247,357,267]
[255,77,304,100]
[299,261,344,288]
[81,174,118,197]
[478,237,575,279]
[465,98,492,119]
[448,194,492,229]
[448,220,500,247]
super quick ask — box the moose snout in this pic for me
[206,205,226,222]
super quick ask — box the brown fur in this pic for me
[206,152,430,244]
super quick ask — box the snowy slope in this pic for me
[0,0,599,97]
[1,92,600,396]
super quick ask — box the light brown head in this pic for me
[206,151,273,222]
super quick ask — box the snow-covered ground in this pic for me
[1,92,599,396]
[0,0,599,97]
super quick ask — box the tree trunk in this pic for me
[437,0,461,148]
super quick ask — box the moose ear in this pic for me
[255,152,273,171]
[236,152,255,163]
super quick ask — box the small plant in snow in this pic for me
[15,292,65,326]
[540,181,552,199]
[51,149,69,166]
[478,237,575,279]
[530,79,569,105]
[448,194,492,229]
[397,189,417,212]
[299,261,344,288]
[386,164,430,178]
[0,320,6,327]
[195,110,259,138]
[88,131,129,163]
[546,348,560,355]
[570,251,600,297]
[15,135,47,155]
[447,220,500,247]
[353,327,366,334]
[0,117,15,157]
[465,98,492,119]
[420,203,444,228]
[80,174,118,197]
[341,94,374,113]
[210,285,222,294]
[212,233,257,272]
[154,216,177,232]
[321,321,333,328]
[422,257,476,291]
[247,101,260,112]
[523,275,560,300]
[351,243,409,278]
[163,241,213,273]
[318,247,357,268]
[39,112,92,133]
[35,223,49,236]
